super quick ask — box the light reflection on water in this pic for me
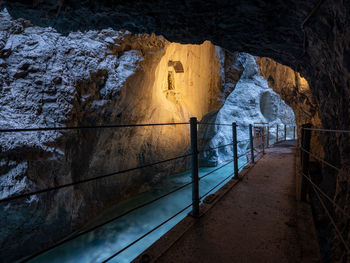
[31,158,246,263]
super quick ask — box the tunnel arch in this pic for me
[3,1,348,130]
[2,0,350,260]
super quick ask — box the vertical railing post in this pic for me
[267,126,270,147]
[232,122,239,178]
[249,124,254,163]
[190,117,199,217]
[293,126,296,140]
[300,123,312,202]
[284,124,287,141]
[276,124,279,143]
[262,128,265,154]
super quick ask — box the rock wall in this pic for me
[257,57,323,156]
[2,0,349,260]
[0,10,241,261]
[198,54,296,166]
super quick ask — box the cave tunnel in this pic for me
[0,0,350,262]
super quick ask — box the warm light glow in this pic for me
[297,73,310,93]
[152,41,222,122]
[128,41,223,154]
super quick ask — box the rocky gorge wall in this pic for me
[2,0,349,260]
[2,1,348,259]
[198,54,296,166]
[0,10,247,261]
[257,58,322,154]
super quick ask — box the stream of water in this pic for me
[30,158,246,263]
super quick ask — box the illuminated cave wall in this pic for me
[3,0,350,260]
[0,10,298,261]
[0,10,238,261]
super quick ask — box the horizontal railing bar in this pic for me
[299,147,341,172]
[310,179,350,253]
[102,202,193,262]
[0,153,192,203]
[300,171,350,219]
[0,122,190,133]
[302,127,350,133]
[199,160,233,180]
[199,143,234,153]
[253,148,263,153]
[198,122,232,127]
[238,162,246,171]
[21,181,194,262]
[4,118,300,263]
[200,172,234,200]
[237,152,246,159]
[237,138,250,143]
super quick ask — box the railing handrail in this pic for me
[0,121,256,133]
[2,119,296,262]
[300,123,350,259]
[22,180,195,262]
[0,153,192,203]
[0,122,191,133]
[301,127,350,133]
[299,146,340,172]
[300,171,350,253]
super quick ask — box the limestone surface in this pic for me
[2,0,349,260]
[199,54,295,165]
[0,10,243,261]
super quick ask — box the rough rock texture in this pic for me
[257,58,323,156]
[199,54,295,165]
[0,9,169,261]
[0,10,244,261]
[1,0,350,260]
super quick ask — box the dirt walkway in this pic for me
[155,141,320,263]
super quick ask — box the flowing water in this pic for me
[30,159,247,263]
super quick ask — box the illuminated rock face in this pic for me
[257,57,323,157]
[3,1,349,260]
[0,10,246,261]
[198,54,295,165]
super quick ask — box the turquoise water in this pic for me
[30,158,246,263]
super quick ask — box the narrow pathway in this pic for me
[155,141,320,263]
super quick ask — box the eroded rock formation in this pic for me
[199,54,296,165]
[257,58,323,155]
[0,10,245,261]
[1,0,350,260]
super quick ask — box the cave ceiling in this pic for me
[2,0,350,129]
[1,0,325,70]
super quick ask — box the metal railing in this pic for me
[1,119,291,262]
[252,123,297,150]
[299,124,350,257]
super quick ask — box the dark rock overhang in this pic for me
[1,0,322,69]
